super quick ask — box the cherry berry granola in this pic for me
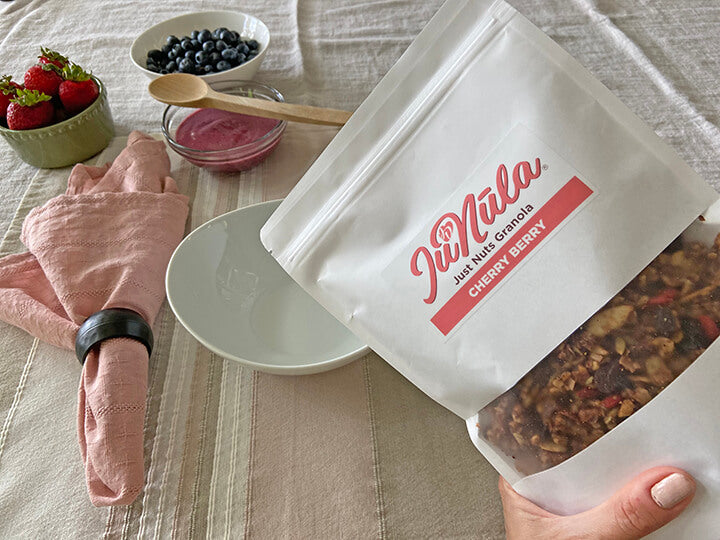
[479,233,720,475]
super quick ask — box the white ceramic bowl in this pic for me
[166,200,369,374]
[130,11,269,83]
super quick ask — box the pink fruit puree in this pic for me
[175,108,282,172]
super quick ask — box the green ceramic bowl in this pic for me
[0,77,114,169]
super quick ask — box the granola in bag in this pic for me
[480,234,720,474]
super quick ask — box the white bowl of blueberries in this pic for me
[130,11,269,83]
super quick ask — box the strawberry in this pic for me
[6,89,54,130]
[59,63,99,114]
[38,47,69,69]
[601,394,622,409]
[697,315,720,342]
[647,287,678,305]
[575,386,599,399]
[24,64,63,97]
[0,75,23,119]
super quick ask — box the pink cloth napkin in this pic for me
[0,132,189,506]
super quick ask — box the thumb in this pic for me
[564,467,696,539]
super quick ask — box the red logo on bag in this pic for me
[410,158,542,304]
[437,220,454,242]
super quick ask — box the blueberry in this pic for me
[173,43,183,55]
[166,35,180,47]
[248,39,259,50]
[178,58,194,73]
[190,39,201,50]
[181,39,194,51]
[147,49,164,62]
[202,40,215,52]
[238,53,247,64]
[166,60,177,72]
[215,60,232,71]
[184,50,195,60]
[190,30,199,40]
[160,69,169,74]
[198,29,213,43]
[219,30,236,44]
[194,51,207,64]
[238,43,250,55]
[167,50,178,61]
[146,61,159,72]
[212,27,228,39]
[220,47,239,64]
[203,64,213,73]
[215,40,228,52]
[209,51,222,65]
[161,43,171,54]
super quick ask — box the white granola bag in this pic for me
[261,0,720,535]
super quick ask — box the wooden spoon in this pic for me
[148,73,352,126]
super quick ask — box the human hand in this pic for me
[499,467,695,539]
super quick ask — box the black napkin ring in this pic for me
[75,308,153,365]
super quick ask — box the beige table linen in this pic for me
[1,0,719,538]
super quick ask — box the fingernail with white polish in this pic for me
[651,473,694,509]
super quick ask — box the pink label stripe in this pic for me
[431,176,593,335]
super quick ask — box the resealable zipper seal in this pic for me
[265,1,516,270]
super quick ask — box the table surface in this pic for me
[1,0,719,538]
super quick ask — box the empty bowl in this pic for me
[166,199,369,374]
[130,11,269,83]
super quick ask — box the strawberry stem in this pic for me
[61,62,92,82]
[10,89,52,106]
[0,75,16,96]
[40,63,63,75]
[39,47,68,65]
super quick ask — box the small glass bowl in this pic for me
[161,80,286,172]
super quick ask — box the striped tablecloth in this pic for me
[1,0,720,538]
[0,131,504,538]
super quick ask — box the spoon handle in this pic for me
[203,92,352,126]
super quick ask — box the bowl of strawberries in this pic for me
[0,48,114,169]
